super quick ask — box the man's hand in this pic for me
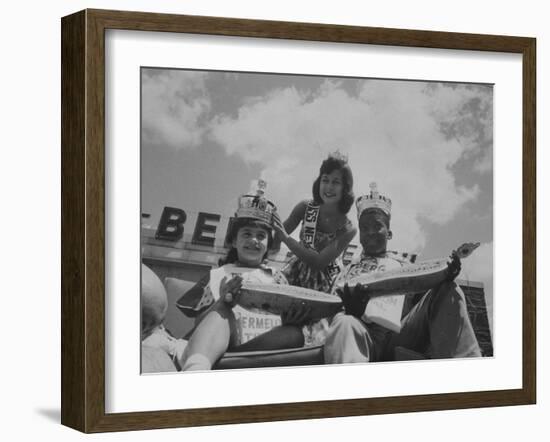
[337,283,370,318]
[446,251,461,282]
[219,275,243,307]
[281,302,311,326]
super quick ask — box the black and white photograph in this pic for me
[4,0,545,439]
[140,68,494,373]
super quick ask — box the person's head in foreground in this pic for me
[141,263,168,340]
[141,264,181,373]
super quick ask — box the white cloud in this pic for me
[209,79,490,253]
[142,70,210,149]
[473,148,493,173]
[426,83,493,172]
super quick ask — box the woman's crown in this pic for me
[328,149,348,163]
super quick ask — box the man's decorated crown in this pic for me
[235,179,277,225]
[356,182,392,218]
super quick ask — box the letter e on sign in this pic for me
[192,212,221,246]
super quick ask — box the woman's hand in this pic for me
[272,211,288,240]
[219,274,243,307]
[281,302,311,326]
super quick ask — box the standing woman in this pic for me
[272,151,357,344]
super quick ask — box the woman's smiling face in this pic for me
[232,225,269,266]
[319,169,344,205]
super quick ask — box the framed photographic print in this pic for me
[61,9,536,433]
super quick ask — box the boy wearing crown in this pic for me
[177,181,309,371]
[323,183,481,363]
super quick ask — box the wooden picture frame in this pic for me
[61,8,536,433]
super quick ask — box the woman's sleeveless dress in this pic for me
[282,201,352,346]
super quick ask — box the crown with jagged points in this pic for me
[235,179,276,224]
[356,182,392,218]
[328,149,348,163]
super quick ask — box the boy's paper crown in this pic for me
[356,182,392,218]
[235,179,276,225]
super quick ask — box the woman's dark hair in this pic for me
[219,217,274,265]
[312,155,355,214]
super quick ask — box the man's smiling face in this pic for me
[359,209,392,256]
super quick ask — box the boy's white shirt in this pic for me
[210,264,282,344]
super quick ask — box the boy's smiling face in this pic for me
[232,225,269,266]
[359,209,392,256]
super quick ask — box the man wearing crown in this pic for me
[323,183,481,363]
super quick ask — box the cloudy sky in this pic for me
[141,67,493,322]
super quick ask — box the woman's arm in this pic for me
[270,200,308,251]
[273,214,357,271]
